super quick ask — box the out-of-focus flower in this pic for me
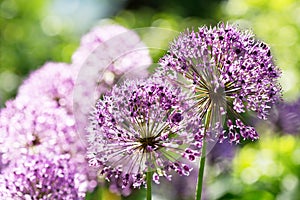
[0,154,86,200]
[18,62,76,113]
[0,97,98,191]
[72,24,152,137]
[0,62,98,191]
[158,22,281,144]
[0,98,80,164]
[269,98,300,134]
[207,141,236,174]
[87,77,202,188]
[72,24,151,67]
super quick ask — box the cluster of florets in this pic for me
[159,23,281,144]
[18,62,76,112]
[0,98,79,165]
[0,63,97,195]
[87,77,203,188]
[0,154,86,200]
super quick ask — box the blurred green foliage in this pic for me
[206,133,300,200]
[0,0,80,106]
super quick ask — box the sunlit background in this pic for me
[1,0,299,199]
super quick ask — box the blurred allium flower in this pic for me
[269,98,300,134]
[159,23,281,144]
[0,97,98,189]
[87,77,202,188]
[0,98,79,164]
[72,24,152,136]
[0,154,86,200]
[72,24,151,67]
[0,62,97,191]
[18,62,76,113]
[208,142,235,164]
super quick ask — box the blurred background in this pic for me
[1,0,300,199]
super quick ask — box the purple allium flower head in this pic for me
[269,98,300,134]
[0,98,78,164]
[72,24,147,66]
[158,23,281,144]
[72,24,152,138]
[0,61,98,191]
[18,62,76,113]
[87,77,202,188]
[0,154,86,200]
[0,97,97,191]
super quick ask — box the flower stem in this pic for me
[195,110,211,200]
[195,139,206,200]
[146,171,152,200]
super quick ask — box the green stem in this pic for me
[195,110,211,200]
[98,185,102,200]
[195,139,206,200]
[146,171,152,200]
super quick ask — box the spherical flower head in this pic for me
[72,24,151,77]
[18,62,76,113]
[73,24,138,65]
[270,98,300,134]
[0,97,97,192]
[1,154,86,200]
[158,23,281,144]
[87,77,202,188]
[0,98,78,164]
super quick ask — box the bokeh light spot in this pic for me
[282,174,298,191]
[292,148,300,165]
[241,167,259,184]
[0,0,18,19]
[278,26,298,46]
[41,15,63,36]
[0,71,20,92]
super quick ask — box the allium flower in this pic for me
[269,98,300,134]
[158,23,281,144]
[72,24,151,67]
[72,24,152,137]
[0,60,98,191]
[87,77,202,188]
[0,97,96,191]
[18,62,76,113]
[0,97,80,164]
[1,154,86,200]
